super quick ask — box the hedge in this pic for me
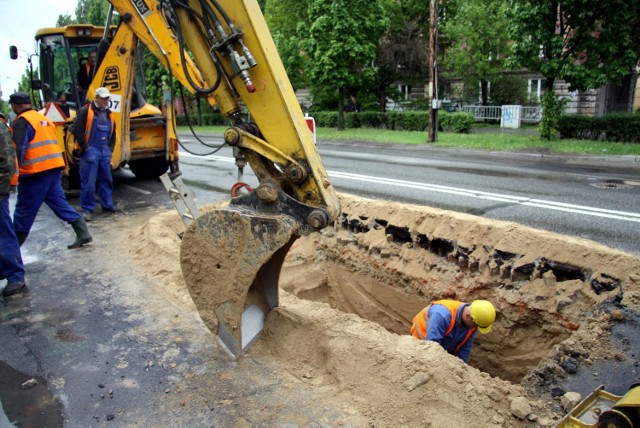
[439,112,475,134]
[558,113,640,143]
[177,111,430,132]
[176,112,227,126]
[312,111,429,131]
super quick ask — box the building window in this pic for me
[528,79,546,102]
[398,84,412,100]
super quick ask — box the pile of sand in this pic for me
[129,193,640,426]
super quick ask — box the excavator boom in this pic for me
[109,0,340,356]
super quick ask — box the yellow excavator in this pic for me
[559,384,640,428]
[59,0,338,357]
[11,22,181,189]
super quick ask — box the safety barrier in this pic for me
[460,105,542,124]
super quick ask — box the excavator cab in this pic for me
[25,24,179,189]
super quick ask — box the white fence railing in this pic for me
[460,105,502,121]
[521,106,543,123]
[460,105,542,124]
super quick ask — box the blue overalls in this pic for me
[0,194,25,283]
[13,124,81,236]
[80,109,114,214]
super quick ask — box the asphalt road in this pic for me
[0,179,355,426]
[176,132,640,255]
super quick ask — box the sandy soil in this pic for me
[129,193,640,426]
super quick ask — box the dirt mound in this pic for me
[129,193,640,426]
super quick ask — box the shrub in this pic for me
[601,113,640,143]
[314,112,339,128]
[558,113,640,143]
[391,111,428,131]
[263,111,429,131]
[439,112,475,133]
[344,112,362,129]
[176,112,226,126]
[358,111,386,128]
[539,92,567,140]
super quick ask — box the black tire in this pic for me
[128,157,169,180]
[62,164,81,196]
[597,409,633,428]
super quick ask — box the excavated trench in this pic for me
[130,193,640,425]
[278,194,639,384]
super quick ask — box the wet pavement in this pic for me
[0,173,356,426]
[0,359,62,427]
[557,306,640,397]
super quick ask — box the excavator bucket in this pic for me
[180,206,299,357]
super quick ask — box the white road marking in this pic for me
[180,152,640,223]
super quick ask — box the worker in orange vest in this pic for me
[77,49,97,105]
[9,92,92,250]
[0,111,26,296]
[411,299,496,363]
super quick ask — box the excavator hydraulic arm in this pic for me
[109,0,340,356]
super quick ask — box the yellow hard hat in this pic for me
[470,300,496,334]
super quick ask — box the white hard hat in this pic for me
[95,87,111,98]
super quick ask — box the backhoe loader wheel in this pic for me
[128,157,169,180]
[597,409,633,428]
[62,165,81,196]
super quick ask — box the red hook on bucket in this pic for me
[230,182,253,197]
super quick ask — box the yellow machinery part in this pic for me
[180,207,298,357]
[109,0,340,357]
[558,385,640,428]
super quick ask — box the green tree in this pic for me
[302,0,388,129]
[75,0,109,25]
[17,68,32,93]
[374,0,428,112]
[265,0,310,90]
[440,0,511,105]
[56,14,75,26]
[506,0,640,139]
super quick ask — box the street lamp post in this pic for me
[9,46,41,109]
[427,0,439,143]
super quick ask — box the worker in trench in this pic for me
[411,299,496,363]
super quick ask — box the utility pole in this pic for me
[427,0,439,143]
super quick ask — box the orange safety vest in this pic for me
[10,153,18,186]
[83,105,115,144]
[14,110,64,175]
[411,299,476,356]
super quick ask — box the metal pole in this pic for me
[427,0,438,143]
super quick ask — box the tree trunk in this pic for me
[379,88,387,113]
[196,97,202,126]
[338,87,345,130]
[481,79,488,105]
[427,0,438,143]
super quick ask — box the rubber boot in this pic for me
[68,217,93,249]
[16,232,28,247]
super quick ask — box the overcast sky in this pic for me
[0,0,77,99]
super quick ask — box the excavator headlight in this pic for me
[76,29,92,37]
